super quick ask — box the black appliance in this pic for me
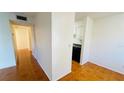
[72,44,81,63]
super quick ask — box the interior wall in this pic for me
[0,12,33,69]
[90,14,124,74]
[32,13,52,80]
[52,12,75,80]
[80,16,93,65]
[32,12,75,80]
[0,13,16,69]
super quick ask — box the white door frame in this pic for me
[74,20,86,65]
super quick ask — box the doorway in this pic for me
[72,20,85,71]
[10,21,33,65]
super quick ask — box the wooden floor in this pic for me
[60,61,124,81]
[1,50,124,81]
[0,49,49,81]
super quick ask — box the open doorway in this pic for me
[72,20,85,71]
[10,21,33,65]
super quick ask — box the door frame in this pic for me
[9,20,33,64]
[73,20,86,65]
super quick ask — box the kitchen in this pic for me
[72,20,85,64]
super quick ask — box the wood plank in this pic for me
[0,49,49,81]
[59,61,124,81]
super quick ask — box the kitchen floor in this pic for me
[59,61,124,81]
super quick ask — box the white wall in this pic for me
[80,16,93,64]
[32,12,75,80]
[52,12,75,80]
[90,14,124,74]
[33,13,52,80]
[0,13,16,69]
[0,12,33,69]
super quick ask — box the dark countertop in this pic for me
[73,43,81,48]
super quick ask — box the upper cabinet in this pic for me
[73,21,85,45]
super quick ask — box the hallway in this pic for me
[0,50,49,81]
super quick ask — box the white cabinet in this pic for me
[73,21,85,44]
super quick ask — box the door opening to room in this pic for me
[72,20,85,70]
[10,22,33,65]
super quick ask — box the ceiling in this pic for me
[75,12,121,20]
[20,12,122,20]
